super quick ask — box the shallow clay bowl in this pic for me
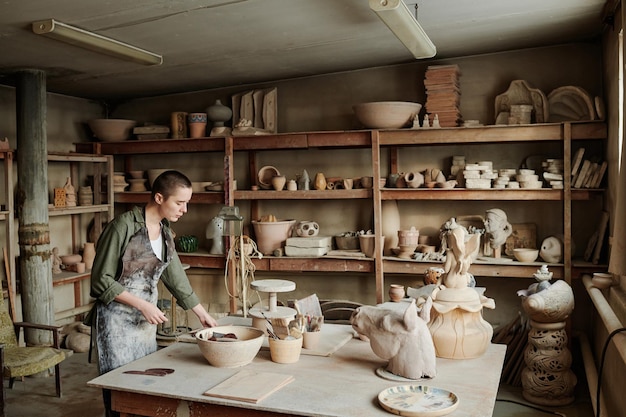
[195,325,264,368]
[88,119,137,142]
[353,101,422,129]
[60,254,82,265]
[513,248,539,262]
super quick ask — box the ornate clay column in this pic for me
[518,266,577,406]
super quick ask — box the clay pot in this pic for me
[381,201,400,255]
[397,227,419,247]
[268,336,303,364]
[389,284,405,302]
[286,179,297,190]
[83,242,96,270]
[359,234,384,258]
[271,175,286,191]
[78,186,93,206]
[251,219,297,255]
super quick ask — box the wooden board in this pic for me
[203,369,294,403]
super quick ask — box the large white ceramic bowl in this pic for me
[87,119,137,142]
[195,325,264,368]
[353,101,422,129]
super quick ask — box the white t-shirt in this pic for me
[151,234,164,261]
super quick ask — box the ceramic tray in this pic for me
[378,385,459,416]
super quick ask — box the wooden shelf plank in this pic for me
[48,204,111,216]
[379,188,602,201]
[234,189,371,200]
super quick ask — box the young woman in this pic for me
[87,170,217,416]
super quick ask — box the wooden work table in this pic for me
[88,326,506,417]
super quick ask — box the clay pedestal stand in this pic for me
[520,279,576,406]
[248,279,297,333]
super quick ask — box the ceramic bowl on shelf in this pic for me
[353,101,422,129]
[513,248,539,262]
[195,325,264,368]
[60,254,82,266]
[87,119,137,142]
[335,235,360,251]
[252,219,296,255]
[257,166,280,189]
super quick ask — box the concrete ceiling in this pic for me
[0,0,610,101]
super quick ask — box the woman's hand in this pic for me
[114,291,169,324]
[192,304,218,327]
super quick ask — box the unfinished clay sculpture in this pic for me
[205,216,224,254]
[484,208,513,258]
[350,298,436,380]
[428,218,495,359]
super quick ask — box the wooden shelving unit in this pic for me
[76,121,607,309]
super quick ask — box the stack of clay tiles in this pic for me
[424,64,462,127]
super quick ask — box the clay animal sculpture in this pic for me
[205,216,224,254]
[350,298,436,380]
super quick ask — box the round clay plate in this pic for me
[378,385,459,417]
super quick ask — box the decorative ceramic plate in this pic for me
[378,385,459,417]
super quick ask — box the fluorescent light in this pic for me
[32,19,163,66]
[369,0,436,59]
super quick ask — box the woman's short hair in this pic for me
[151,170,192,200]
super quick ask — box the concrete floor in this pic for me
[3,351,594,417]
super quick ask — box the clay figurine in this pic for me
[350,298,436,380]
[484,208,513,258]
[205,216,224,254]
[52,246,62,274]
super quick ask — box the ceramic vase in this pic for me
[206,99,232,127]
[271,175,286,191]
[381,200,400,255]
[64,177,76,207]
[83,242,96,270]
[389,284,405,302]
[314,172,326,191]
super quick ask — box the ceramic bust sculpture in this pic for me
[205,216,224,254]
[484,208,513,258]
[350,299,436,380]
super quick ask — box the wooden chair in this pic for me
[0,295,66,400]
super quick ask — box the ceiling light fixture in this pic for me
[32,19,163,66]
[369,0,436,59]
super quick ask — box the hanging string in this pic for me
[223,236,263,312]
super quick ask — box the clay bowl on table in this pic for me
[87,119,137,142]
[513,248,539,262]
[353,101,422,129]
[195,325,264,368]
